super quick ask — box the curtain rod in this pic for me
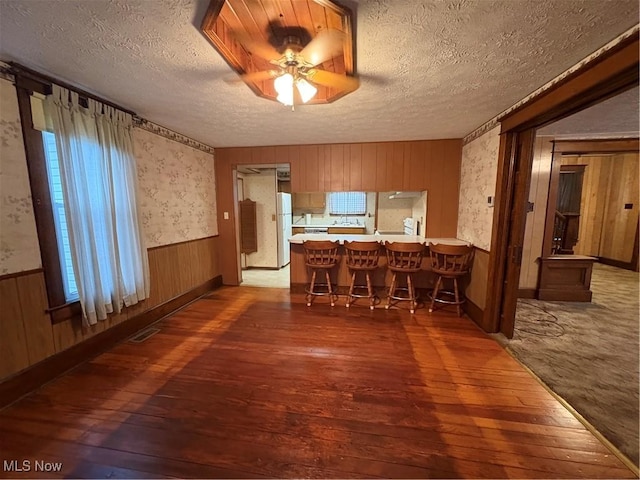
[5,61,216,155]
[8,62,137,116]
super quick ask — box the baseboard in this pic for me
[242,266,281,271]
[598,256,639,272]
[462,297,484,326]
[0,275,223,409]
[517,288,537,299]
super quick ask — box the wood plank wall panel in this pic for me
[361,143,377,191]
[562,154,639,262]
[0,236,220,382]
[15,273,57,365]
[348,144,362,191]
[600,153,639,262]
[0,278,33,378]
[442,141,462,236]
[215,139,463,285]
[561,156,611,257]
[330,144,344,191]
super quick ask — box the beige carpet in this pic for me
[498,263,639,466]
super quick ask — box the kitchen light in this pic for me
[274,72,317,107]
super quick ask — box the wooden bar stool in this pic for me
[302,240,340,307]
[344,241,381,310]
[384,242,425,314]
[428,242,474,316]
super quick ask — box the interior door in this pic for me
[500,129,536,338]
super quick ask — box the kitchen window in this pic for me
[328,192,366,215]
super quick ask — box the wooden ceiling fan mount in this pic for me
[200,0,358,105]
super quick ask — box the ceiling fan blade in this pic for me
[226,70,279,84]
[232,30,281,62]
[306,69,359,92]
[300,29,345,67]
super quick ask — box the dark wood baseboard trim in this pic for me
[242,266,281,271]
[598,256,639,272]
[462,297,484,326]
[517,288,537,299]
[0,275,223,410]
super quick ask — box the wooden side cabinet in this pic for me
[538,255,596,302]
[239,199,257,254]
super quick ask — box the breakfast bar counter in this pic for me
[289,234,470,292]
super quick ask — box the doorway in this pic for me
[484,33,638,338]
[235,163,291,288]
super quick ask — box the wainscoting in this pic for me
[0,235,221,406]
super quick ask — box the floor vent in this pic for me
[129,327,160,343]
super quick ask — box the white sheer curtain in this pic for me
[44,85,150,325]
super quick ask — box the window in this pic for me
[18,80,150,323]
[328,192,366,215]
[42,131,79,301]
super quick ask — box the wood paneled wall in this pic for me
[0,236,220,381]
[215,140,463,285]
[599,153,639,263]
[563,153,639,263]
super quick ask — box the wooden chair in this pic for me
[302,240,340,307]
[428,242,474,316]
[384,242,425,314]
[344,241,381,310]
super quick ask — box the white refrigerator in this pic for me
[276,192,292,267]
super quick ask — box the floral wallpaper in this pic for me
[457,125,500,251]
[0,78,42,275]
[134,128,217,248]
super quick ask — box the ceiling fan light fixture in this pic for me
[274,72,318,107]
[274,73,294,106]
[296,78,317,104]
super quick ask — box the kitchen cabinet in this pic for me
[328,227,366,234]
[292,227,306,234]
[292,192,326,211]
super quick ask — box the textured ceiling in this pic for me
[538,87,639,138]
[0,0,638,148]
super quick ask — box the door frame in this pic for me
[484,32,639,337]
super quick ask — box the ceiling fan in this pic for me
[231,29,359,109]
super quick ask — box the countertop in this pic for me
[291,224,366,229]
[289,234,470,245]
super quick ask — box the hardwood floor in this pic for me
[0,286,635,479]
